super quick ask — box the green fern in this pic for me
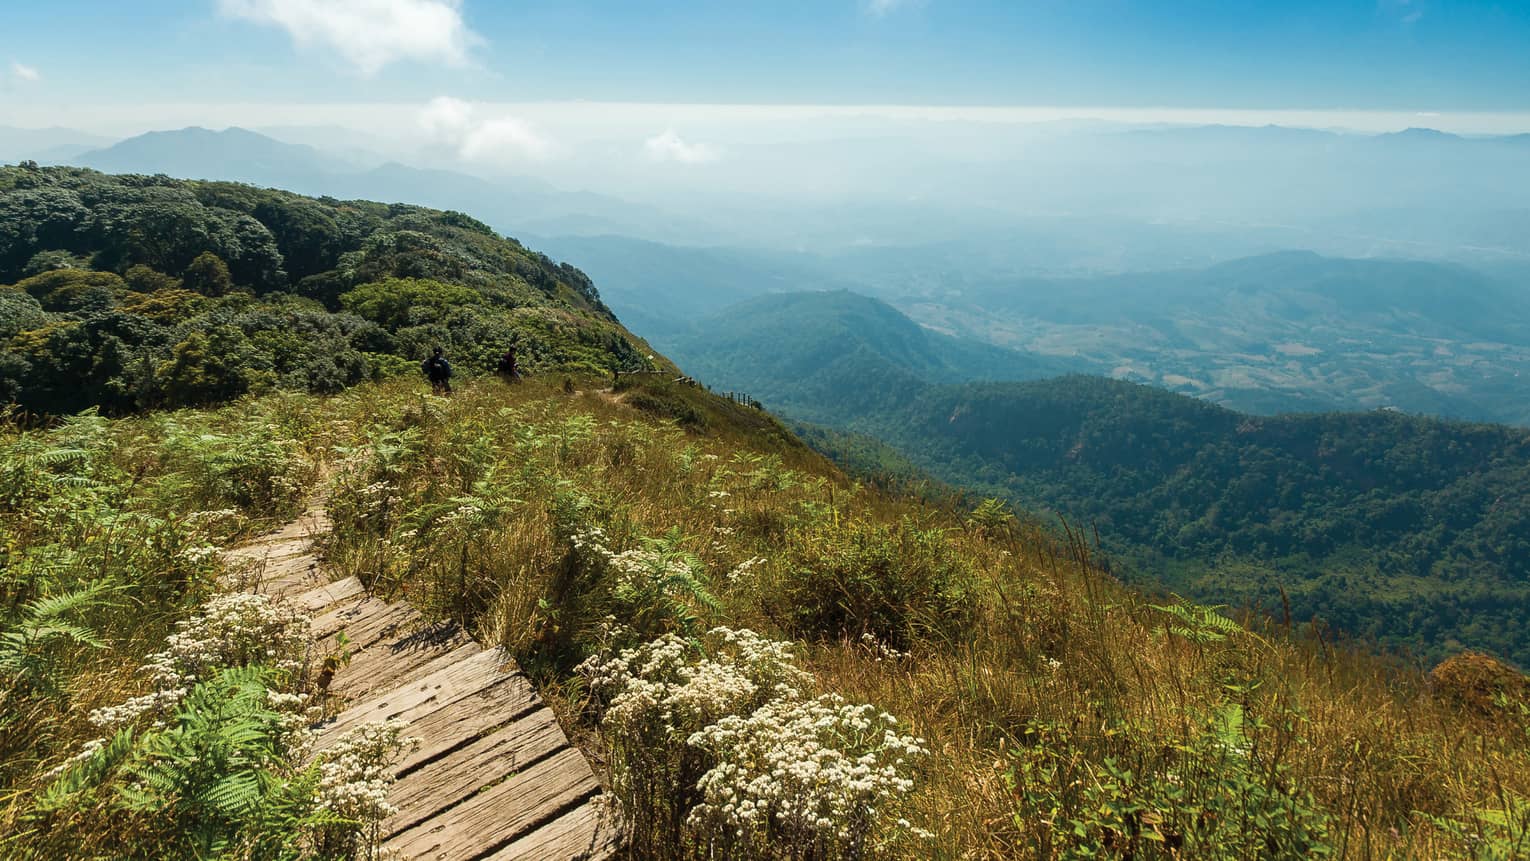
[0,580,112,700]
[34,727,137,813]
[1149,597,1243,645]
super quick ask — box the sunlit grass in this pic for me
[4,375,1528,858]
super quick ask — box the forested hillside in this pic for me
[665,289,1067,420]
[0,164,656,415]
[670,291,1530,667]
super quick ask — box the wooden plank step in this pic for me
[333,637,482,703]
[383,747,598,861]
[313,647,514,746]
[483,801,621,861]
[291,576,366,614]
[261,552,323,581]
[312,599,420,648]
[392,673,539,774]
[383,707,569,837]
[261,512,331,544]
[224,537,313,564]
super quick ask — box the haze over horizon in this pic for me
[6,0,1530,140]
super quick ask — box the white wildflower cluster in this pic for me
[437,501,484,528]
[352,478,402,522]
[579,627,812,738]
[315,719,420,823]
[859,631,908,662]
[607,547,692,594]
[330,445,405,527]
[45,737,106,779]
[571,527,708,626]
[89,592,311,730]
[180,544,221,565]
[182,507,248,542]
[580,627,927,858]
[726,556,767,587]
[688,694,929,853]
[569,525,609,557]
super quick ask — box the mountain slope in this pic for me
[528,235,855,338]
[672,292,1530,666]
[899,377,1530,663]
[661,290,1071,421]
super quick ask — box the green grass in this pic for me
[4,375,1529,859]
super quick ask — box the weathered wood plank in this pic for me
[311,599,419,648]
[483,801,621,861]
[383,747,598,860]
[390,673,538,774]
[383,707,570,836]
[331,635,480,701]
[224,537,313,564]
[235,509,623,859]
[261,512,331,544]
[313,647,513,746]
[291,576,366,614]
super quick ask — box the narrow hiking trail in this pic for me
[223,511,620,861]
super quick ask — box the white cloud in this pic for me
[218,0,478,75]
[643,129,719,164]
[419,94,475,138]
[1377,0,1424,26]
[863,0,924,17]
[10,61,40,83]
[418,96,554,164]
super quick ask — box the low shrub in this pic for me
[775,517,976,650]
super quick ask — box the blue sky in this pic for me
[4,0,1530,114]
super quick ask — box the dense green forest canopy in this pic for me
[668,291,1530,667]
[0,164,654,414]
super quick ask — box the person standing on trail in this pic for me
[422,347,453,394]
[496,345,521,381]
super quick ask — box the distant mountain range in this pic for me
[662,290,1073,422]
[56,126,722,244]
[0,125,113,164]
[895,250,1530,425]
[567,238,1530,426]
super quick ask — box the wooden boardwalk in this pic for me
[224,512,620,861]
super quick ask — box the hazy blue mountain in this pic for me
[1,126,113,163]
[882,251,1530,425]
[661,290,1073,422]
[529,235,860,337]
[78,126,350,188]
[66,127,720,244]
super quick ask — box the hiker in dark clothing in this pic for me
[422,347,453,394]
[496,345,521,381]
